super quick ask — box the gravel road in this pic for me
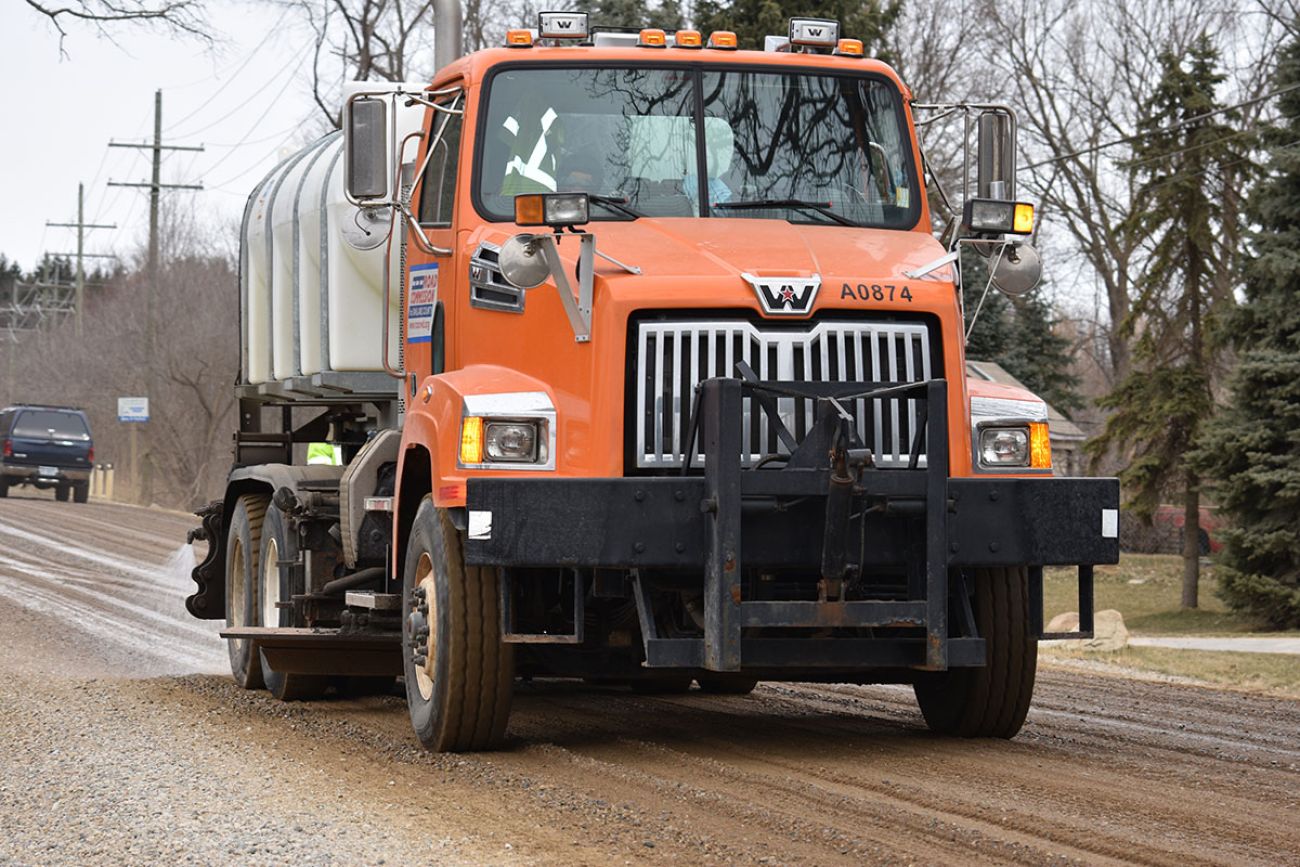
[1,493,1298,866]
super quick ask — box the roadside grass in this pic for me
[1041,554,1289,636]
[1040,645,1300,698]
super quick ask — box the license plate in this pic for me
[38,466,58,477]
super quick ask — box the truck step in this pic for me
[345,591,402,610]
[219,627,401,676]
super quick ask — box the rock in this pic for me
[1045,609,1129,652]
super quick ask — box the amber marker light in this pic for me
[1029,422,1052,469]
[674,29,703,48]
[514,194,546,226]
[834,38,864,56]
[505,29,534,47]
[460,416,485,465]
[638,28,667,47]
[708,30,738,49]
[1014,202,1035,234]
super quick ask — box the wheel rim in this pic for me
[230,536,247,654]
[410,552,438,701]
[261,537,280,629]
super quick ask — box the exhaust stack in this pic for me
[434,0,463,71]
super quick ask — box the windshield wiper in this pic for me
[587,194,644,220]
[713,198,859,228]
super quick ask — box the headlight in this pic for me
[461,417,547,464]
[963,198,1035,235]
[458,392,557,470]
[514,192,589,227]
[485,421,539,462]
[979,426,1029,467]
[970,396,1052,471]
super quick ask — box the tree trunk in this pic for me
[1181,471,1200,609]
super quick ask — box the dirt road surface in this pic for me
[1,493,1297,866]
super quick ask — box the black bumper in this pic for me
[465,474,1119,570]
[465,378,1116,673]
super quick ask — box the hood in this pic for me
[593,217,948,283]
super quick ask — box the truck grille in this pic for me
[633,319,933,469]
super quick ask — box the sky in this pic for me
[0,1,339,271]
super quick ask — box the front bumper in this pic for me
[465,475,1119,571]
[465,377,1117,674]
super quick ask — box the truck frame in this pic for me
[187,8,1117,752]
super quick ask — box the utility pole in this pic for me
[46,183,116,337]
[108,89,203,505]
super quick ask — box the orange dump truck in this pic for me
[186,9,1118,751]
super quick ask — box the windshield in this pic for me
[13,410,89,439]
[477,65,917,228]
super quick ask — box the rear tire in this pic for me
[696,674,759,695]
[55,484,70,502]
[0,479,8,497]
[913,566,1036,738]
[73,481,89,504]
[259,505,328,701]
[403,497,513,752]
[226,494,269,690]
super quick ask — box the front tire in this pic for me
[259,505,328,701]
[225,494,269,690]
[403,497,513,752]
[913,566,1036,738]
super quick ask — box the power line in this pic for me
[1023,82,1300,170]
[162,6,294,135]
[45,183,117,337]
[107,89,207,505]
[168,47,308,141]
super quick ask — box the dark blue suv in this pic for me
[0,405,94,503]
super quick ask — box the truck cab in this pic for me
[190,14,1118,752]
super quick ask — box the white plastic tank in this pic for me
[241,82,426,386]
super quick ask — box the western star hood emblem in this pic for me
[742,272,821,316]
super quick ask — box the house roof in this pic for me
[966,360,1086,441]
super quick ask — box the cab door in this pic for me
[403,85,465,392]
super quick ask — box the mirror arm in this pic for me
[536,234,594,343]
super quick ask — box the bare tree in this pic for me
[286,0,437,127]
[975,0,1243,386]
[6,200,238,509]
[23,0,209,55]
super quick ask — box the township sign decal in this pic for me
[741,272,821,316]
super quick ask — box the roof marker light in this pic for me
[538,11,588,41]
[707,30,738,49]
[788,17,839,50]
[638,28,667,47]
[505,29,534,47]
[834,38,864,57]
[673,29,703,48]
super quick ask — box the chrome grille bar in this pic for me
[635,320,933,469]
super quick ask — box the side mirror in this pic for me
[990,242,1041,296]
[975,110,1015,201]
[344,96,390,203]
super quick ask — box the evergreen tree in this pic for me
[1189,33,1300,629]
[693,0,899,55]
[576,0,683,30]
[962,251,1082,415]
[1087,35,1246,608]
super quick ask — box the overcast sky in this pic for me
[0,1,337,271]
